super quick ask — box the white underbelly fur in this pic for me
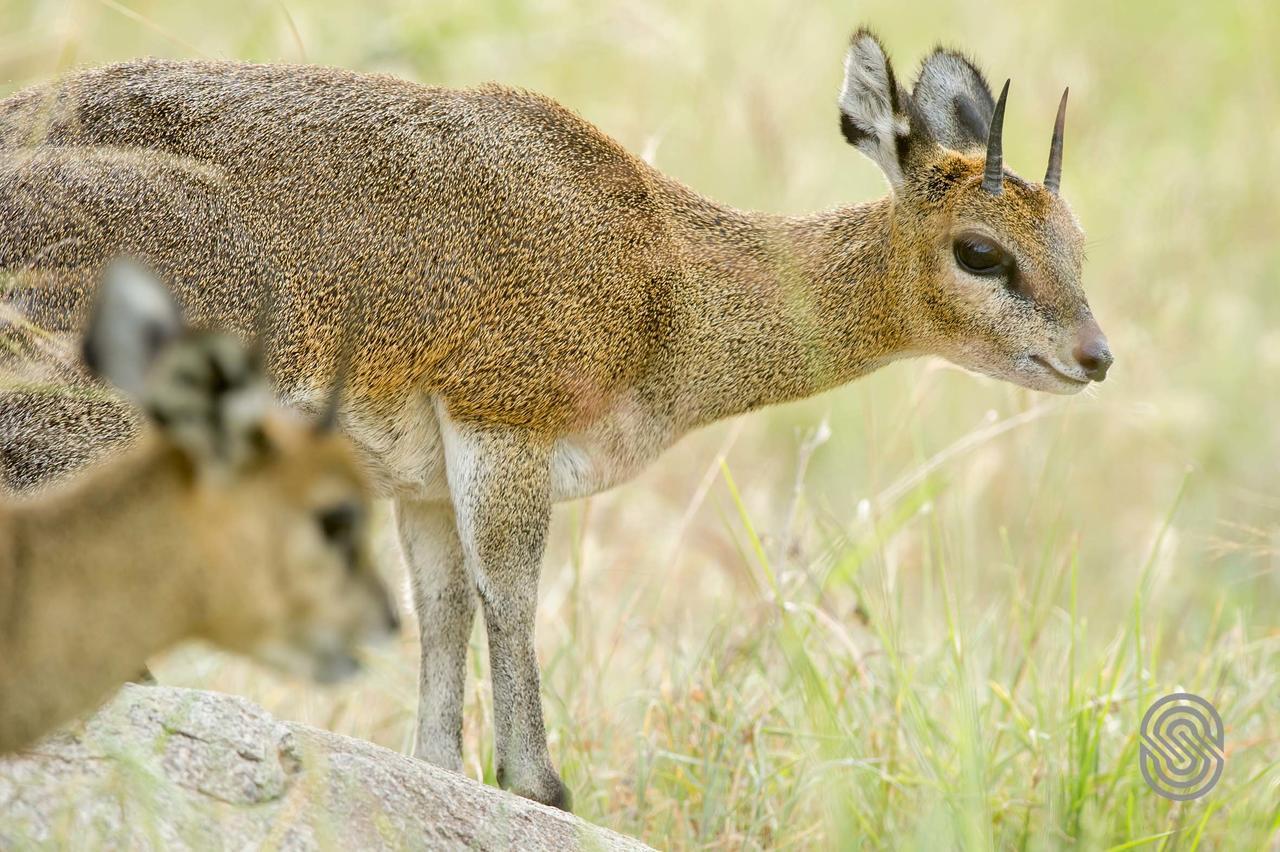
[342,392,451,501]
[335,391,674,505]
[548,413,673,501]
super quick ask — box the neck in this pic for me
[0,440,201,753]
[657,184,914,431]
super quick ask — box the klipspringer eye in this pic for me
[953,235,1008,276]
[316,503,360,545]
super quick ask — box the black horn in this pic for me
[983,79,1010,195]
[1045,87,1068,193]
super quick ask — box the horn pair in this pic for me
[981,82,1069,195]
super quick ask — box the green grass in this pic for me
[2,0,1278,848]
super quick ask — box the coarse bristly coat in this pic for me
[0,28,1111,808]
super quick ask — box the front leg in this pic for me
[440,413,570,810]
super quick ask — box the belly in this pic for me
[340,391,451,502]
[329,387,673,504]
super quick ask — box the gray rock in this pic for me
[0,685,651,851]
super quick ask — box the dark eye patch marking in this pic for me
[316,503,362,570]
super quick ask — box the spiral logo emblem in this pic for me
[1139,692,1224,800]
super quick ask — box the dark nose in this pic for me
[1073,322,1113,381]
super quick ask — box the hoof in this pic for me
[413,745,464,775]
[541,778,573,812]
[497,765,573,811]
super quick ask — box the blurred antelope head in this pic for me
[83,260,400,682]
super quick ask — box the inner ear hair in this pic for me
[142,333,276,476]
[837,29,924,189]
[911,48,996,152]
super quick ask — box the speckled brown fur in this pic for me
[0,30,1107,808]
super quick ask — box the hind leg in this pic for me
[398,498,477,772]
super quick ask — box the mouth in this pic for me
[1029,355,1090,383]
[1028,354,1090,390]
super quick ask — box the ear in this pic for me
[838,29,925,189]
[84,259,274,475]
[82,258,185,399]
[141,334,275,476]
[911,48,996,152]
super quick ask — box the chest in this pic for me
[549,393,676,502]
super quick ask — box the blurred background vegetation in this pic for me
[1,0,1277,848]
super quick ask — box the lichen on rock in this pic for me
[0,685,650,851]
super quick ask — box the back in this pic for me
[1,61,679,431]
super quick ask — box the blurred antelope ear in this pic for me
[142,335,275,475]
[82,258,185,399]
[838,29,921,189]
[911,48,996,152]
